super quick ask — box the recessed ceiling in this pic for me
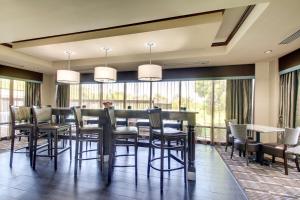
[0,0,300,74]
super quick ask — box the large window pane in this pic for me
[0,78,10,124]
[81,84,100,108]
[13,80,25,106]
[70,84,80,107]
[103,83,124,109]
[152,81,179,110]
[126,82,150,109]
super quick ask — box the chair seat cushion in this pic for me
[79,126,102,134]
[113,126,138,135]
[15,123,34,130]
[153,127,187,138]
[136,119,150,127]
[38,123,69,131]
[286,145,300,155]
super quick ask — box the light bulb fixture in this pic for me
[94,48,117,82]
[138,42,162,81]
[57,50,80,84]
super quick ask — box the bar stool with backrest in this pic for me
[72,106,104,175]
[9,106,34,167]
[224,119,237,152]
[230,124,259,165]
[147,108,187,193]
[105,107,138,184]
[32,107,71,170]
[261,127,300,175]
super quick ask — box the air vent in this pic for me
[279,29,300,44]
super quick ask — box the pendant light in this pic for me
[94,48,117,82]
[138,42,162,81]
[57,51,80,84]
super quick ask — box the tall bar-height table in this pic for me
[52,108,198,183]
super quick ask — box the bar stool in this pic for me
[72,107,104,176]
[32,107,71,170]
[105,107,138,184]
[9,106,34,167]
[147,108,187,193]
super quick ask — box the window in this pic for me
[0,78,10,124]
[103,83,125,109]
[126,82,151,109]
[13,80,25,106]
[152,81,180,110]
[70,84,80,107]
[81,84,101,108]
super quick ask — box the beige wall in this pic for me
[41,74,56,107]
[254,59,280,142]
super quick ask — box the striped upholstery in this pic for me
[34,107,52,123]
[13,106,31,122]
[147,108,162,129]
[229,124,247,143]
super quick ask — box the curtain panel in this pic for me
[279,71,298,128]
[56,84,70,107]
[25,82,41,107]
[226,79,253,124]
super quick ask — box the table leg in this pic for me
[102,121,112,185]
[256,131,261,162]
[188,125,196,181]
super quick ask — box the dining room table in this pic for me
[51,107,198,184]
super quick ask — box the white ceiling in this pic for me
[0,0,300,74]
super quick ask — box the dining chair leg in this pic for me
[134,137,138,185]
[29,129,34,166]
[79,140,83,168]
[230,142,234,159]
[284,153,288,175]
[167,141,171,175]
[74,134,79,176]
[295,155,300,172]
[33,132,38,170]
[99,134,104,172]
[69,129,72,160]
[160,137,165,193]
[9,131,15,168]
[54,131,58,171]
[147,135,152,178]
[183,138,187,187]
[272,155,275,163]
[225,142,228,152]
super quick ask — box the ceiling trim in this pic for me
[12,9,224,49]
[211,5,255,47]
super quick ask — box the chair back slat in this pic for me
[283,128,300,145]
[33,107,52,124]
[229,124,247,143]
[147,108,162,129]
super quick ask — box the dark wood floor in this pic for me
[0,143,246,200]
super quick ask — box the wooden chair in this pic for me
[224,119,237,152]
[9,106,34,167]
[261,128,300,175]
[32,107,71,170]
[72,107,104,176]
[230,124,259,165]
[147,108,187,193]
[106,107,138,184]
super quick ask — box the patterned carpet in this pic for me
[216,146,300,199]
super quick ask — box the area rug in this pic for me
[216,146,300,199]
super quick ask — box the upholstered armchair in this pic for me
[261,128,300,175]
